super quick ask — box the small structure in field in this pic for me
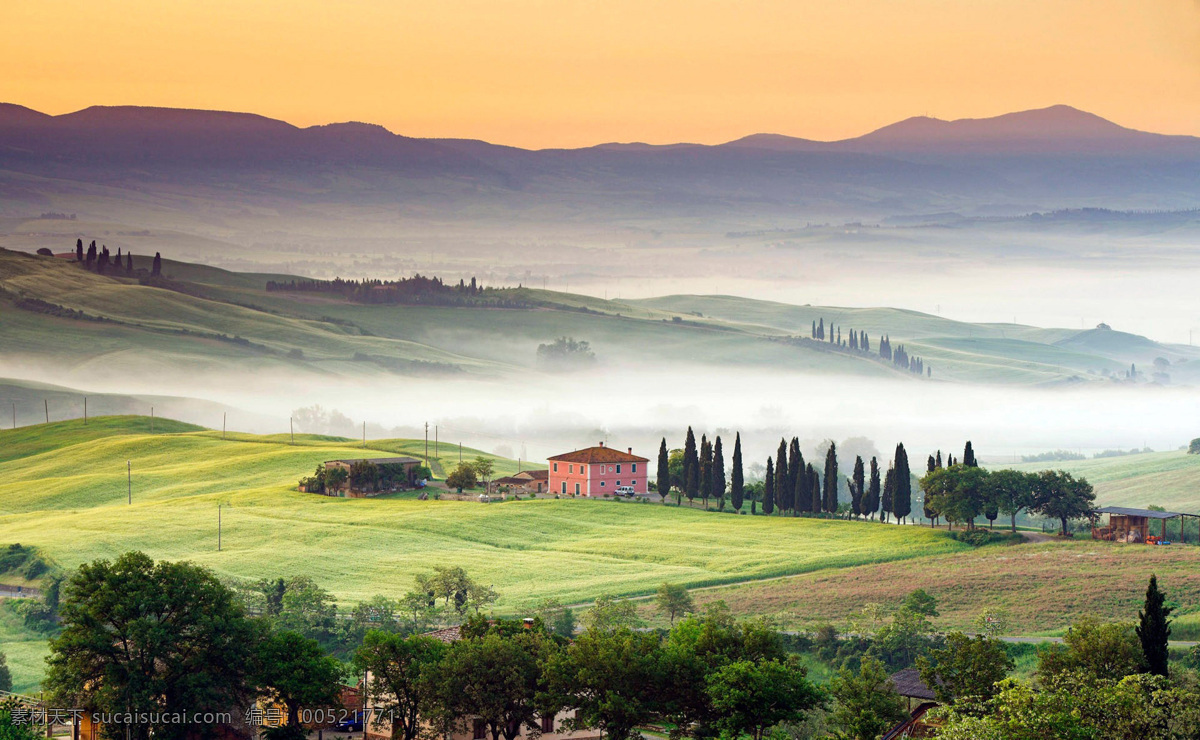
[489,469,549,494]
[1091,505,1199,544]
[548,442,649,497]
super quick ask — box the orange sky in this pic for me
[3,0,1199,148]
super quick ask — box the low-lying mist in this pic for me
[7,359,1198,471]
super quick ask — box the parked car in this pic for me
[333,712,364,732]
[615,485,636,497]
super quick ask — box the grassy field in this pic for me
[5,247,1191,385]
[649,538,1200,640]
[1009,450,1200,512]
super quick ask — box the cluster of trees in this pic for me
[807,319,927,376]
[70,239,162,277]
[265,275,527,307]
[919,443,1095,534]
[658,428,729,509]
[300,461,431,494]
[535,337,596,370]
[446,456,496,492]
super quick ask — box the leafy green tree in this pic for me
[276,575,339,644]
[1037,616,1145,685]
[253,629,342,730]
[0,652,10,692]
[987,469,1036,533]
[921,465,989,530]
[472,456,495,488]
[446,463,478,491]
[668,448,686,504]
[730,433,744,512]
[655,583,695,626]
[917,633,1013,707]
[763,458,775,515]
[1189,438,1200,455]
[1137,574,1173,677]
[892,443,912,523]
[344,595,402,645]
[426,629,556,740]
[543,628,665,740]
[584,594,644,632]
[353,632,447,740]
[44,552,257,740]
[901,589,939,617]
[706,658,822,740]
[657,438,671,502]
[324,465,349,491]
[828,658,907,740]
[864,457,881,519]
[823,442,839,514]
[867,607,937,671]
[1032,470,1095,536]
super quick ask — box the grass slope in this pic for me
[1010,451,1200,512]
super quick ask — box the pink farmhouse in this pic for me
[547,443,649,496]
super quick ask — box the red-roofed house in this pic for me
[548,443,649,497]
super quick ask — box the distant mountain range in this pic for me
[2,102,1199,220]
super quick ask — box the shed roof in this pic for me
[1095,506,1184,520]
[326,456,421,466]
[890,668,937,700]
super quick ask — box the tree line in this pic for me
[70,239,161,277]
[808,318,928,376]
[264,275,533,308]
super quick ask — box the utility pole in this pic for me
[290,418,294,445]
[424,422,429,460]
[151,406,154,433]
[44,399,48,424]
[459,442,462,463]
[11,402,15,429]
[83,397,87,425]
[218,504,222,551]
[435,425,438,457]
[362,421,366,449]
[223,412,226,440]
[127,460,131,505]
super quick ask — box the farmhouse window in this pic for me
[541,716,554,733]
[632,463,637,473]
[561,482,567,494]
[568,464,574,473]
[616,480,621,485]
[553,463,558,472]
[473,720,487,740]
[600,481,605,487]
[617,464,622,473]
[574,483,580,494]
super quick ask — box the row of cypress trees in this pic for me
[73,238,161,277]
[809,317,928,376]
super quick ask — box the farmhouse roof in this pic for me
[515,470,549,480]
[326,456,421,466]
[548,444,649,464]
[1094,506,1184,520]
[422,625,464,644]
[890,668,937,701]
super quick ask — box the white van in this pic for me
[615,485,636,497]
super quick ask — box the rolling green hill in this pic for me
[4,247,1195,386]
[1010,450,1200,512]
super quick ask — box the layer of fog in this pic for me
[9,360,1198,471]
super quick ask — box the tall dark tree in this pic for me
[823,442,839,514]
[892,443,912,524]
[963,441,978,468]
[713,436,726,505]
[936,450,943,468]
[861,332,870,353]
[730,433,744,512]
[808,464,821,514]
[125,252,133,273]
[776,439,791,514]
[75,238,83,262]
[785,438,801,515]
[811,320,816,339]
[151,252,162,277]
[793,447,809,515]
[1136,575,1172,677]
[923,453,940,526]
[864,457,881,519]
[657,438,671,502]
[700,436,713,509]
[683,427,699,504]
[851,456,865,519]
[86,240,97,266]
[881,465,895,523]
[762,458,775,515]
[818,318,825,340]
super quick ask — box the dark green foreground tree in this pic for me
[45,552,258,740]
[1137,575,1173,677]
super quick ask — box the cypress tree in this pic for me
[75,239,83,262]
[1136,574,1172,677]
[116,247,122,264]
[785,438,801,514]
[730,433,744,513]
[823,442,839,513]
[851,456,865,518]
[865,457,881,519]
[809,463,821,514]
[683,427,699,503]
[776,438,790,514]
[862,332,870,353]
[763,458,775,515]
[963,441,978,467]
[793,446,808,515]
[881,464,895,523]
[818,318,824,340]
[713,436,726,505]
[656,438,670,502]
[927,455,936,473]
[151,252,162,277]
[86,240,97,265]
[126,251,133,273]
[936,450,943,468]
[700,436,713,509]
[811,320,816,339]
[892,443,912,524]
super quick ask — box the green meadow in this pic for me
[1010,450,1200,512]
